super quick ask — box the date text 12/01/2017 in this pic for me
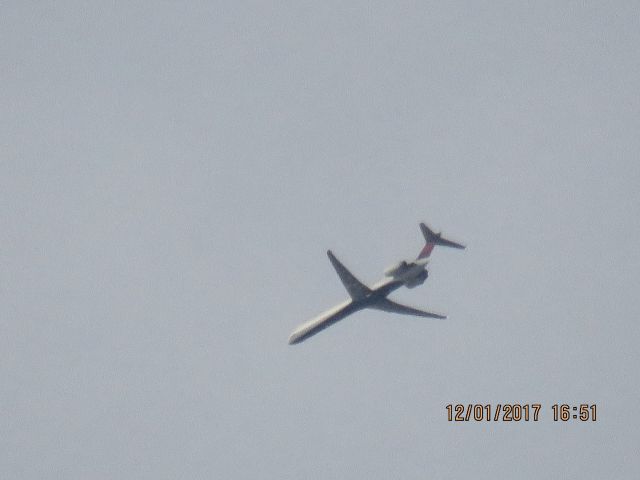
[446,404,597,422]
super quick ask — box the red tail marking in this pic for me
[419,243,435,259]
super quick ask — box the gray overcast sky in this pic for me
[2,1,639,478]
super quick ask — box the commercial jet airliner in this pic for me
[288,223,465,345]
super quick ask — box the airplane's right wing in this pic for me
[288,300,361,344]
[370,298,446,319]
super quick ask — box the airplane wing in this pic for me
[288,300,361,344]
[327,250,371,300]
[369,298,447,319]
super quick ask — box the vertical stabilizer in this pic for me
[418,223,465,259]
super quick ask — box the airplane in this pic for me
[288,222,465,344]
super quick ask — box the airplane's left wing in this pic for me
[327,250,371,300]
[370,298,446,319]
[288,300,361,344]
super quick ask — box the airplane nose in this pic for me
[288,332,301,345]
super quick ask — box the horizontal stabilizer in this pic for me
[369,298,446,319]
[418,222,465,258]
[327,250,371,300]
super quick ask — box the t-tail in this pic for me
[418,222,466,259]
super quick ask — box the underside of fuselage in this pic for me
[288,300,363,344]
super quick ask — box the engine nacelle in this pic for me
[384,260,408,277]
[405,269,428,288]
